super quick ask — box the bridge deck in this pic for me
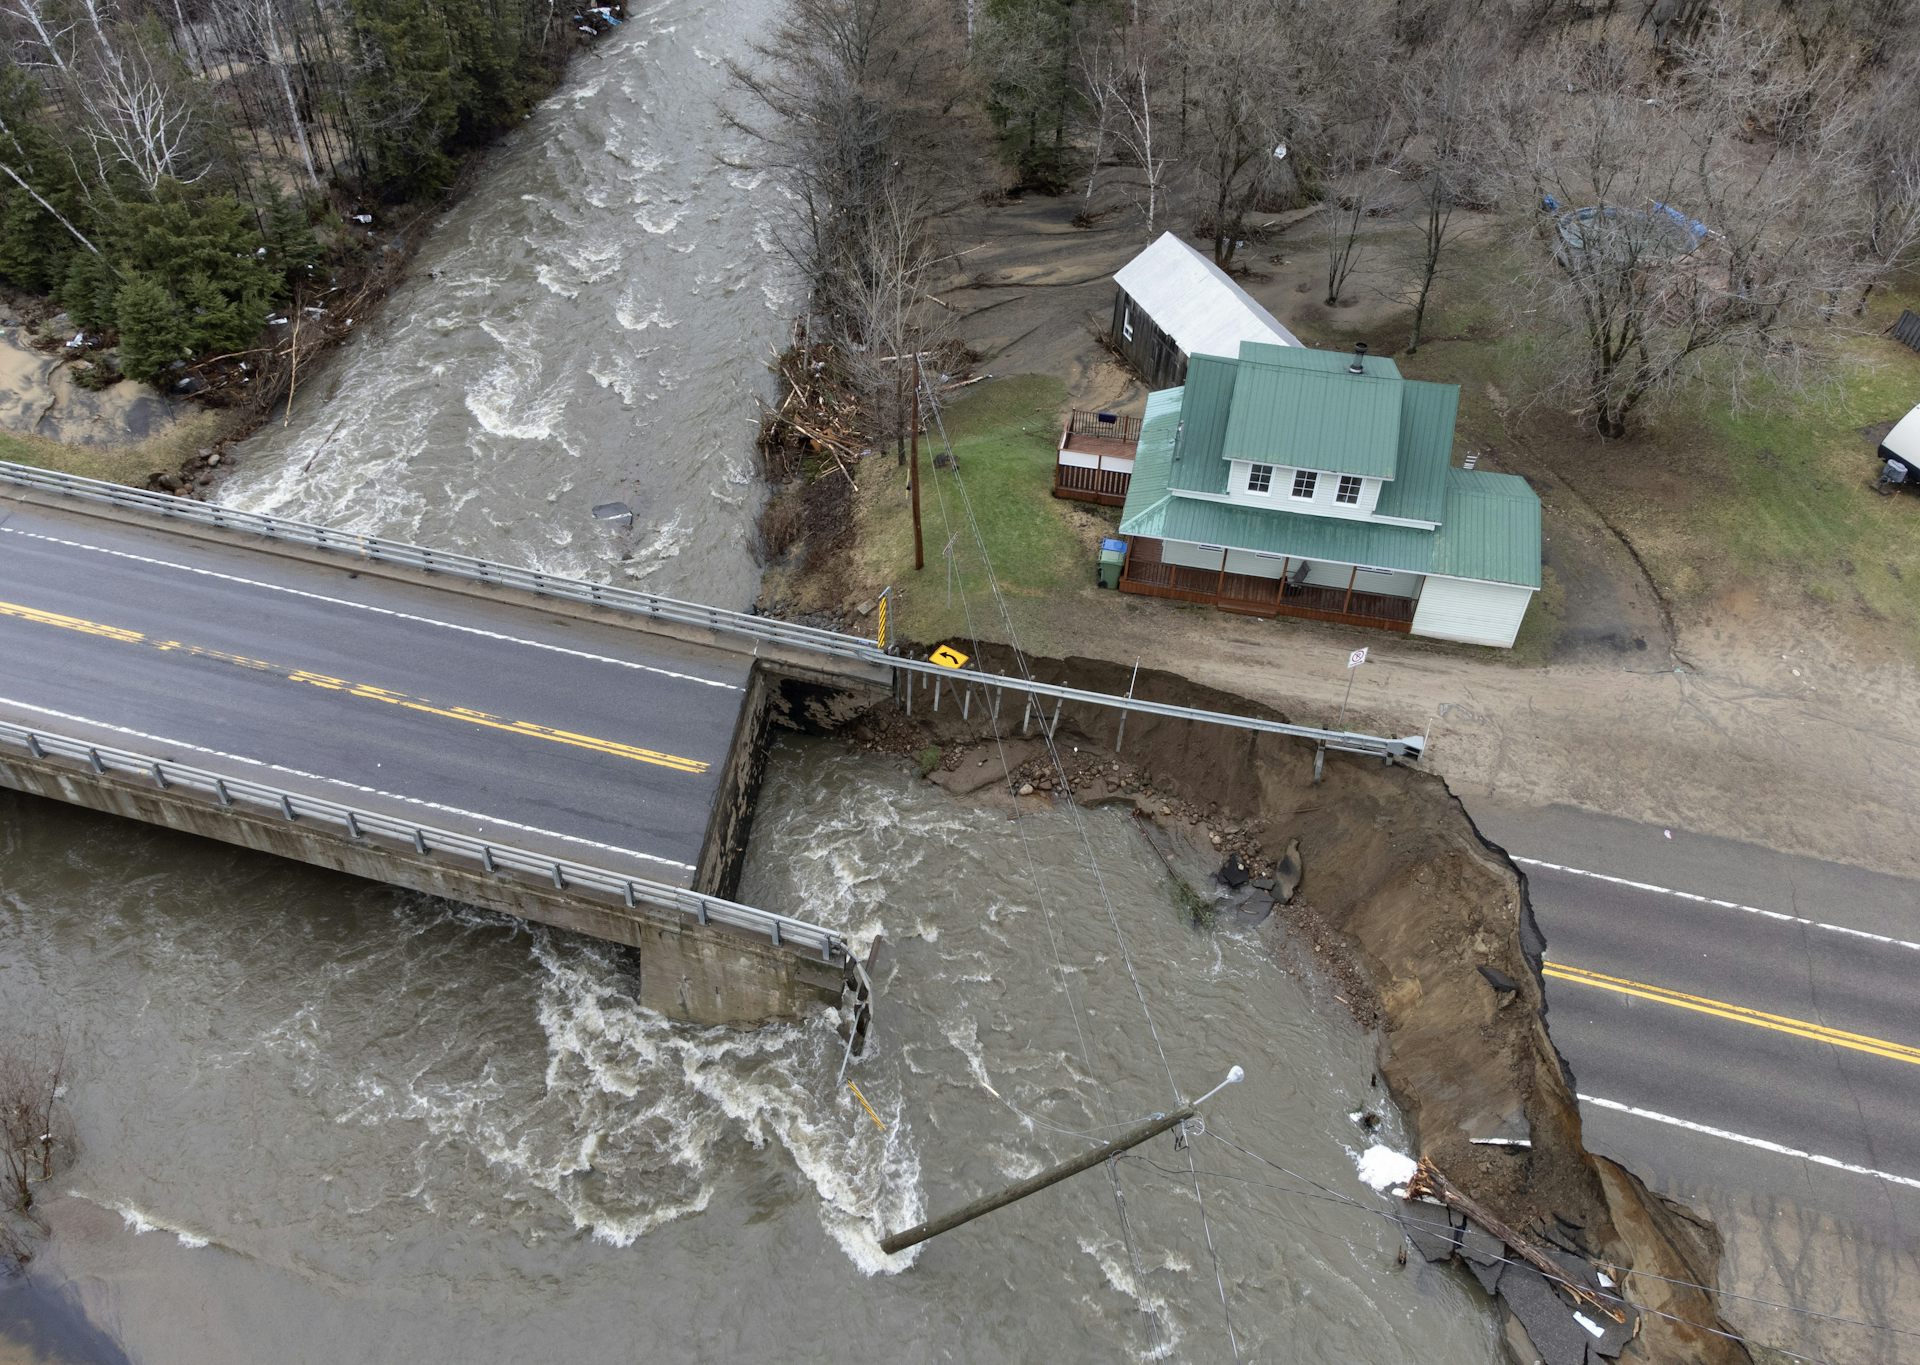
[0,497,751,890]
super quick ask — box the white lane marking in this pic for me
[0,524,740,693]
[1578,1094,1920,1191]
[1513,856,1920,953]
[0,697,695,874]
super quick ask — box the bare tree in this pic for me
[2,0,209,196]
[1495,28,1866,438]
[1835,62,1920,310]
[1313,108,1406,307]
[218,0,324,191]
[725,0,975,328]
[1078,12,1172,229]
[1388,35,1481,352]
[0,1027,72,1268]
[839,172,949,466]
[1177,0,1312,268]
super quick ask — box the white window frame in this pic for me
[1290,469,1318,500]
[1247,463,1273,495]
[1122,302,1134,342]
[1336,475,1363,505]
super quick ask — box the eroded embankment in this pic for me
[779,646,1747,1364]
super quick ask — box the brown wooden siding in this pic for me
[1054,464,1131,505]
[1054,409,1140,506]
[1117,537,1415,633]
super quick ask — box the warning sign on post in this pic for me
[929,645,970,669]
[1347,647,1369,669]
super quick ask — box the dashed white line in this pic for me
[0,524,740,692]
[1513,856,1920,953]
[1578,1094,1920,1191]
[0,696,695,874]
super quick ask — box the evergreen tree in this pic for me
[114,275,192,382]
[264,190,323,288]
[61,253,120,335]
[180,271,264,355]
[976,0,1082,190]
[0,67,82,293]
[349,0,460,198]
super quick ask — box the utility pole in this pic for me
[910,352,925,572]
[880,1066,1243,1255]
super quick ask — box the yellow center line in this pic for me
[1544,961,1920,1067]
[0,598,710,776]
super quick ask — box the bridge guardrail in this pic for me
[0,461,881,667]
[0,719,848,965]
[0,460,1424,762]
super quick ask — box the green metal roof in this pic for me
[1372,382,1457,523]
[1219,359,1404,479]
[1117,380,1540,589]
[1166,355,1236,496]
[1126,386,1184,510]
[1429,470,1542,587]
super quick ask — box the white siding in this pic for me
[1224,549,1289,578]
[1301,560,1356,589]
[1411,577,1535,648]
[1353,567,1421,598]
[1225,460,1382,519]
[1162,541,1227,571]
[1058,450,1134,471]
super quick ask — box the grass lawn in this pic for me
[0,409,231,487]
[854,373,1115,653]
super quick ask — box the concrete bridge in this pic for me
[0,461,1425,1033]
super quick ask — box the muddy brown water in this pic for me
[2,3,1502,1359]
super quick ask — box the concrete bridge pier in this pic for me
[0,742,856,1029]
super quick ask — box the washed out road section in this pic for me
[0,497,750,882]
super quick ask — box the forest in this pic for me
[0,0,586,383]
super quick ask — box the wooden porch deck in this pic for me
[1117,538,1416,633]
[1054,410,1140,507]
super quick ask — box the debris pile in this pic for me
[1398,1157,1641,1365]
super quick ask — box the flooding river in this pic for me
[2,3,1499,1359]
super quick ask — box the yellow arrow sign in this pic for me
[929,645,969,669]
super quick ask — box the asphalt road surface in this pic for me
[1469,798,1920,1360]
[0,496,752,887]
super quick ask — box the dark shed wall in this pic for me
[1111,287,1187,390]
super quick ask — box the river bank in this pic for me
[0,18,638,500]
[795,644,1746,1362]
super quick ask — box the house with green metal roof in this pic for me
[1111,340,1541,648]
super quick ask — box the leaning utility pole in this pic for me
[910,353,925,572]
[880,1067,1244,1255]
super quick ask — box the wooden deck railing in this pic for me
[1053,463,1131,505]
[1118,538,1415,632]
[1064,409,1143,445]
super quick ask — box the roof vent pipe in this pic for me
[1348,342,1368,375]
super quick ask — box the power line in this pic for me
[1192,1126,1916,1359]
[917,370,1240,1362]
[908,377,1173,1357]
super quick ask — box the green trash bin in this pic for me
[1097,539,1126,590]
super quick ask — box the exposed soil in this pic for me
[790,649,1747,1363]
